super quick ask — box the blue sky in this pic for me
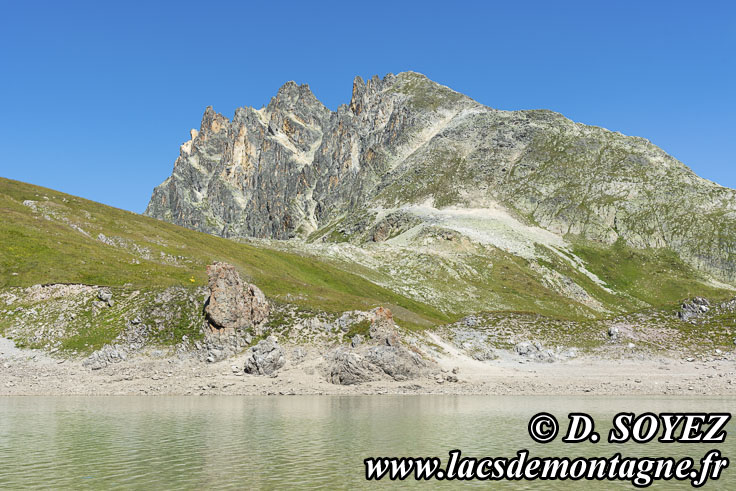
[1,1,734,212]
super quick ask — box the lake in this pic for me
[0,396,733,489]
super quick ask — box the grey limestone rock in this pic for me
[608,326,620,340]
[350,334,364,347]
[97,289,112,304]
[514,341,556,363]
[325,348,380,385]
[243,336,286,376]
[678,297,711,322]
[324,307,432,385]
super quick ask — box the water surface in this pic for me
[0,396,733,489]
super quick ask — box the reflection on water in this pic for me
[0,396,733,489]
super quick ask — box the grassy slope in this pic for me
[1,176,731,334]
[572,239,731,308]
[307,214,733,322]
[0,177,448,328]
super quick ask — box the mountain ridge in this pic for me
[145,71,736,302]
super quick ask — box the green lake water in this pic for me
[0,395,733,489]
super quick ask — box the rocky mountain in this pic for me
[146,72,736,316]
[3,171,736,388]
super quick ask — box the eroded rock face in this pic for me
[243,336,285,376]
[201,262,269,363]
[362,345,428,381]
[204,262,269,331]
[325,348,380,385]
[324,307,432,385]
[326,345,429,386]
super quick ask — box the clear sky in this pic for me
[1,1,734,213]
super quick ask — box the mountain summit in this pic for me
[146,72,736,307]
[146,72,471,239]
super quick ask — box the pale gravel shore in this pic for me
[2,336,735,397]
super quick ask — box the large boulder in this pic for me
[326,344,429,386]
[243,336,286,376]
[204,262,269,331]
[324,307,433,385]
[514,340,562,363]
[325,348,381,385]
[362,345,428,381]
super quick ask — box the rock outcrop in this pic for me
[202,262,269,362]
[678,297,711,322]
[243,336,286,376]
[204,262,269,332]
[324,307,432,385]
[514,341,556,363]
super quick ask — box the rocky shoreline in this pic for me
[2,262,736,398]
[2,334,735,396]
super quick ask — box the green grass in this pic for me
[344,319,371,339]
[572,239,732,308]
[457,248,600,320]
[0,285,209,353]
[2,176,732,356]
[0,177,448,329]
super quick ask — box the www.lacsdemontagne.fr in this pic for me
[364,449,728,487]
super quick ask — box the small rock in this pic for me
[471,349,498,361]
[368,307,399,346]
[98,289,112,304]
[514,342,534,356]
[207,348,223,363]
